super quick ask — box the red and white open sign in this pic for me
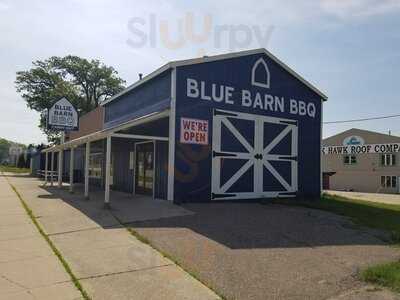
[180,118,209,145]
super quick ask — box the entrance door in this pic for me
[135,142,154,196]
[211,109,298,200]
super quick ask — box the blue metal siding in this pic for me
[106,139,168,199]
[174,53,323,202]
[111,138,135,193]
[155,141,168,199]
[104,70,171,129]
[64,148,85,183]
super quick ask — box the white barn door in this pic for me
[211,109,298,200]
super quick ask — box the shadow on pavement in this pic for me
[36,180,393,250]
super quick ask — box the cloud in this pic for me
[0,1,9,11]
[320,0,400,18]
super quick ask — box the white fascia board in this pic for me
[101,48,327,107]
[101,63,172,106]
[171,48,328,101]
[44,109,170,152]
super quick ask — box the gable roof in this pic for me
[323,128,400,144]
[101,48,328,106]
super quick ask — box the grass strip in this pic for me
[276,193,400,243]
[361,261,400,292]
[3,175,91,300]
[277,193,400,292]
[0,166,30,173]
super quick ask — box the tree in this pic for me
[15,56,126,143]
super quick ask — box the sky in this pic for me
[0,0,399,144]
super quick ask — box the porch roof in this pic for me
[43,109,170,153]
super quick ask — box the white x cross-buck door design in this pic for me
[211,109,298,200]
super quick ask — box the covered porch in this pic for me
[41,109,174,208]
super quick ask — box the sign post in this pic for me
[46,97,79,189]
[47,97,79,132]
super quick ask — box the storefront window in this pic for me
[89,153,103,179]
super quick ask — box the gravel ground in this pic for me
[129,202,400,300]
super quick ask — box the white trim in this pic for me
[211,109,298,200]
[111,133,168,141]
[50,151,54,186]
[135,140,155,146]
[44,152,48,184]
[132,148,136,196]
[251,57,270,89]
[105,136,111,205]
[101,48,327,107]
[84,142,90,199]
[101,64,172,106]
[43,110,170,153]
[58,150,63,188]
[69,147,74,193]
[134,140,156,198]
[320,101,323,194]
[167,67,176,201]
[153,141,156,200]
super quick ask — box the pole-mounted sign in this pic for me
[47,97,79,131]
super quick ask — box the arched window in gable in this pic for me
[251,58,270,89]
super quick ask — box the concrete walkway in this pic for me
[3,174,219,300]
[0,175,82,300]
[326,190,400,206]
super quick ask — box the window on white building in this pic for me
[381,154,396,166]
[343,155,357,165]
[381,175,397,188]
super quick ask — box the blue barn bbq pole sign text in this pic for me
[47,97,79,131]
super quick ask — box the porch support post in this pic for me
[104,136,111,209]
[167,67,176,201]
[50,151,54,186]
[84,142,90,199]
[58,149,63,188]
[69,147,74,193]
[44,152,48,184]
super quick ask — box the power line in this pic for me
[323,113,400,124]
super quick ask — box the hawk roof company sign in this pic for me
[47,97,79,131]
[322,143,400,155]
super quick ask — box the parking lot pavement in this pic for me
[0,175,82,300]
[129,203,400,300]
[5,175,219,300]
[325,190,400,205]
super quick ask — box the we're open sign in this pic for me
[180,118,208,145]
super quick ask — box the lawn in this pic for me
[281,193,400,293]
[0,165,30,174]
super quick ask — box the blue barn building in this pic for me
[41,48,327,206]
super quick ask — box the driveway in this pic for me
[129,203,400,300]
[326,190,400,206]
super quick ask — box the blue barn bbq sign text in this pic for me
[173,50,326,202]
[47,97,79,131]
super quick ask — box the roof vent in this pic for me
[138,73,143,80]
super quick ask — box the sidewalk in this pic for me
[0,175,82,300]
[3,174,219,300]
